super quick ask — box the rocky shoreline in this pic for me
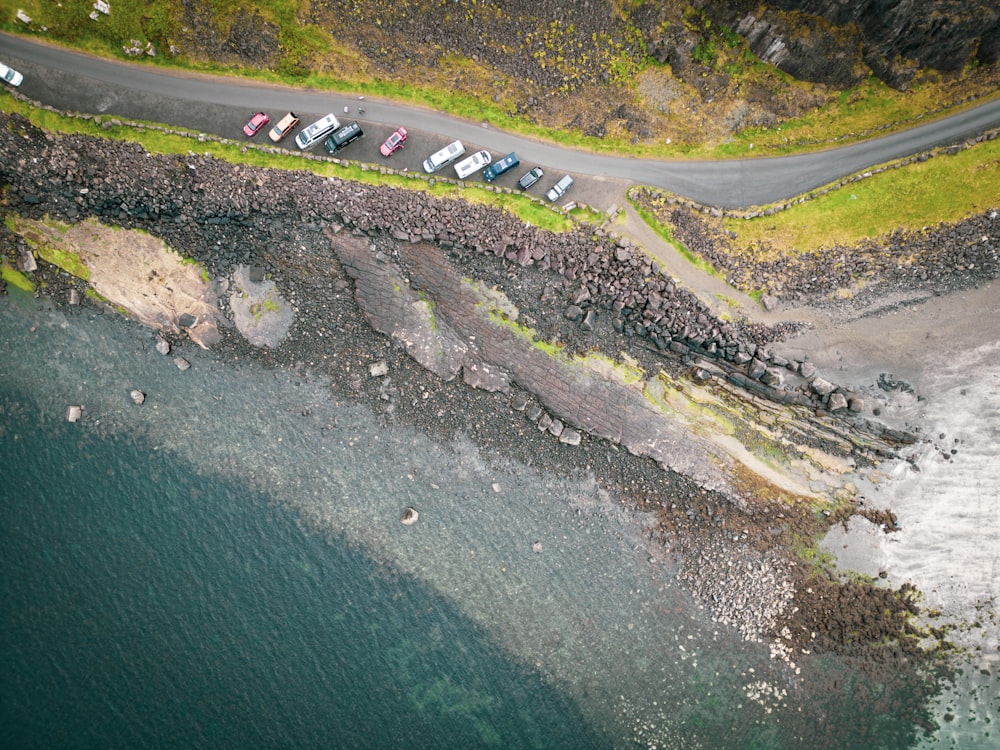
[0,109,960,709]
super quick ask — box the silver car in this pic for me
[1,62,24,87]
[546,175,574,202]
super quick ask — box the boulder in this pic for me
[559,428,582,446]
[173,356,191,371]
[130,389,146,405]
[18,251,37,273]
[828,392,849,411]
[66,405,83,422]
[691,367,713,384]
[761,368,783,387]
[564,304,584,322]
[400,507,419,526]
[369,360,389,377]
[810,377,836,396]
[187,321,222,349]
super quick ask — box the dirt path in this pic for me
[608,185,999,403]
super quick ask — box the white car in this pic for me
[1,62,24,87]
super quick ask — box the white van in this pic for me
[295,113,341,150]
[422,140,465,173]
[454,150,492,180]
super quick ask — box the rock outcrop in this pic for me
[702,0,1000,88]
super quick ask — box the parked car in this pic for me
[546,175,574,202]
[324,121,365,154]
[0,62,23,87]
[380,127,407,156]
[243,112,270,138]
[517,167,544,190]
[483,152,519,182]
[268,112,300,143]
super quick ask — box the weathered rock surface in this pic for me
[228,264,294,348]
[705,0,1000,88]
[11,215,221,347]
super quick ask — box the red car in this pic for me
[379,127,407,157]
[243,112,270,138]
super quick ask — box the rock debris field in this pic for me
[1,110,984,664]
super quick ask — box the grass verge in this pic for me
[725,138,1000,252]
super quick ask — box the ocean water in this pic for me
[0,288,948,749]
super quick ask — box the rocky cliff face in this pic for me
[700,0,1000,88]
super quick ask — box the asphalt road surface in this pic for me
[3,32,1000,209]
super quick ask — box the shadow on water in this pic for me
[0,394,609,750]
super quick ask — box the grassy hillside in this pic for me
[2,0,997,158]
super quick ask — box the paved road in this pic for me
[3,32,1000,208]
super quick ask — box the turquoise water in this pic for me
[0,403,600,749]
[0,288,946,748]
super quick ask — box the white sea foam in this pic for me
[824,339,1000,747]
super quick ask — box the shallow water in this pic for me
[0,289,947,748]
[822,340,1000,749]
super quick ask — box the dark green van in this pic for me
[483,152,520,182]
[323,121,365,154]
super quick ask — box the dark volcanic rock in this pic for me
[704,0,1000,88]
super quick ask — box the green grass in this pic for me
[724,137,1000,252]
[34,243,91,279]
[1,263,35,292]
[83,285,129,316]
